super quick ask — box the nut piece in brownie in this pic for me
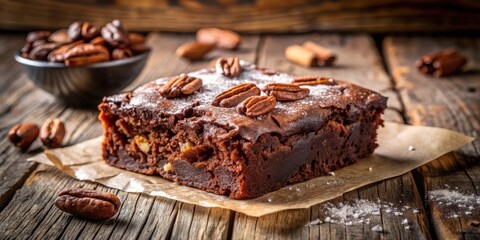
[98,59,387,199]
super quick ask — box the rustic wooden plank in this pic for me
[232,34,431,239]
[0,35,49,212]
[1,0,480,33]
[0,32,260,239]
[384,36,480,239]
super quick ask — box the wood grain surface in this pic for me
[384,36,480,239]
[0,32,478,239]
[1,0,480,33]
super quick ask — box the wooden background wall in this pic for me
[1,0,480,33]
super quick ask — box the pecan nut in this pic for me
[101,19,130,48]
[81,22,101,40]
[63,44,110,66]
[68,22,83,41]
[48,40,84,63]
[262,83,310,101]
[215,57,242,78]
[112,48,133,60]
[237,96,276,117]
[26,31,51,43]
[48,29,73,45]
[40,118,66,148]
[196,28,241,50]
[291,76,337,86]
[159,75,202,98]
[212,83,261,107]
[28,43,58,61]
[8,123,40,150]
[54,189,121,221]
[175,42,214,61]
[416,49,466,77]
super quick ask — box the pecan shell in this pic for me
[262,83,310,102]
[212,83,261,107]
[40,118,66,148]
[237,96,276,117]
[215,57,242,78]
[291,76,337,86]
[159,75,202,99]
[8,123,40,150]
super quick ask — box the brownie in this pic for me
[98,60,387,199]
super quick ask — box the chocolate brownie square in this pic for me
[98,58,387,199]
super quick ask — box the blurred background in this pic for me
[1,0,480,33]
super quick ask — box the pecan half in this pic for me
[68,22,83,41]
[237,96,276,117]
[101,19,130,48]
[54,189,121,221]
[215,57,242,78]
[291,76,337,86]
[212,83,260,107]
[26,31,51,43]
[48,40,84,63]
[416,49,466,77]
[8,123,40,150]
[63,44,110,66]
[28,43,58,61]
[48,29,72,45]
[112,48,133,60]
[159,75,202,98]
[81,22,101,41]
[262,83,310,101]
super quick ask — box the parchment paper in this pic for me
[29,122,474,217]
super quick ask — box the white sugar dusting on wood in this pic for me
[306,198,421,230]
[428,189,480,218]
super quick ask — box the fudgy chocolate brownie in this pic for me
[98,59,387,199]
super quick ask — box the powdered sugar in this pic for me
[306,198,421,231]
[428,189,480,218]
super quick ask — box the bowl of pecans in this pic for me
[15,20,150,107]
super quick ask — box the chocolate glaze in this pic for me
[104,61,387,142]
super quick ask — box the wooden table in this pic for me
[0,33,479,239]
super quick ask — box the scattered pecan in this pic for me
[291,76,337,86]
[262,83,310,101]
[416,49,467,77]
[159,75,203,98]
[40,118,66,148]
[112,48,133,60]
[237,96,276,117]
[175,42,214,61]
[212,83,261,107]
[63,44,110,66]
[196,28,241,50]
[8,123,40,150]
[101,19,130,48]
[215,57,242,78]
[54,189,121,221]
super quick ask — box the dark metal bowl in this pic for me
[15,49,151,107]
